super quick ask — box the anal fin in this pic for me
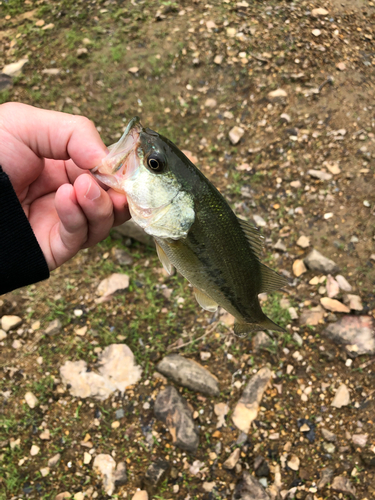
[155,240,174,275]
[193,287,218,312]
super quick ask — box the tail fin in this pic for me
[233,316,286,336]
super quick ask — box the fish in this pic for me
[91,117,288,334]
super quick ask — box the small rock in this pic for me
[299,306,324,326]
[83,452,92,465]
[214,402,229,428]
[336,62,346,71]
[273,239,287,252]
[308,169,332,181]
[144,459,169,490]
[93,454,116,496]
[296,235,310,248]
[323,315,375,356]
[12,339,22,349]
[55,493,71,500]
[253,214,266,227]
[331,476,356,497]
[114,462,127,486]
[200,351,211,361]
[229,126,245,145]
[352,434,368,447]
[311,7,329,16]
[290,180,302,188]
[287,455,300,471]
[128,66,139,73]
[48,453,61,468]
[232,471,270,500]
[326,275,340,298]
[223,448,240,470]
[280,113,291,123]
[156,354,219,396]
[76,47,88,57]
[214,54,224,65]
[1,315,22,332]
[252,331,273,351]
[320,297,350,313]
[344,294,363,311]
[232,367,272,433]
[111,247,133,266]
[154,386,199,452]
[322,428,337,442]
[335,275,352,292]
[30,445,40,456]
[132,492,148,500]
[0,329,7,340]
[40,467,49,477]
[293,332,303,346]
[331,384,350,408]
[75,325,87,337]
[45,319,62,336]
[293,259,307,277]
[41,68,61,75]
[205,98,217,108]
[317,467,334,490]
[25,392,38,409]
[2,58,28,77]
[96,273,129,303]
[268,88,287,102]
[254,456,270,477]
[311,29,321,36]
[203,481,216,492]
[39,429,50,440]
[289,307,298,320]
[304,249,339,274]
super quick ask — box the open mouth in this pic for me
[91,117,142,192]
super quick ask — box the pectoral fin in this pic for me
[155,240,174,275]
[193,287,218,312]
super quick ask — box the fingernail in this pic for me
[85,180,101,201]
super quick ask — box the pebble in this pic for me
[200,351,211,361]
[307,169,332,181]
[304,249,339,274]
[1,58,28,77]
[311,7,329,16]
[93,454,116,496]
[25,391,38,409]
[326,275,340,298]
[287,455,300,471]
[12,339,22,349]
[30,445,40,456]
[214,54,224,65]
[55,493,71,500]
[229,126,245,145]
[202,481,216,492]
[40,467,49,477]
[331,384,350,408]
[296,235,310,248]
[39,429,50,440]
[156,354,219,396]
[223,448,240,469]
[299,306,324,326]
[317,467,334,490]
[293,332,303,346]
[331,476,356,497]
[232,367,272,433]
[352,434,368,447]
[273,239,287,252]
[290,180,302,188]
[60,344,142,400]
[84,452,92,464]
[48,453,61,468]
[252,331,273,351]
[132,492,148,500]
[233,471,270,500]
[128,66,139,73]
[154,386,199,452]
[144,459,169,489]
[293,259,307,277]
[335,275,352,292]
[1,315,22,332]
[114,462,127,487]
[336,62,346,71]
[320,297,350,313]
[45,319,62,336]
[205,98,217,108]
[311,29,321,37]
[268,88,287,101]
[41,68,61,75]
[344,294,363,311]
[289,307,298,320]
[321,428,337,442]
[323,315,375,356]
[323,442,336,454]
[253,214,266,227]
[214,402,229,428]
[111,247,133,266]
[0,329,7,340]
[96,273,130,303]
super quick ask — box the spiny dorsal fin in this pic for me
[237,217,264,259]
[155,240,174,275]
[193,287,218,312]
[259,263,288,294]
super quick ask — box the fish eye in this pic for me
[147,153,164,172]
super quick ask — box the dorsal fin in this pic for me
[259,263,288,293]
[237,217,264,259]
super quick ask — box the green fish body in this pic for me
[92,118,287,334]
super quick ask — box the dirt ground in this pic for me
[0,1,375,499]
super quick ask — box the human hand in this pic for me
[0,102,129,271]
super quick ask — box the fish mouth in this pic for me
[91,117,142,192]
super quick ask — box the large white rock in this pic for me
[93,454,116,496]
[1,315,22,332]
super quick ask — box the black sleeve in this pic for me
[0,165,50,295]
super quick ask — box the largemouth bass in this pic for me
[92,118,287,334]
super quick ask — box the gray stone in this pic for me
[232,471,270,500]
[232,367,272,433]
[304,249,339,275]
[254,456,270,477]
[317,467,334,490]
[0,74,12,91]
[111,247,133,266]
[252,331,273,351]
[321,428,337,442]
[114,462,127,486]
[115,408,125,419]
[331,476,356,497]
[113,219,155,247]
[156,354,219,396]
[144,459,169,491]
[223,448,240,470]
[299,306,324,326]
[154,386,199,452]
[48,453,61,468]
[45,319,62,336]
[323,316,375,356]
